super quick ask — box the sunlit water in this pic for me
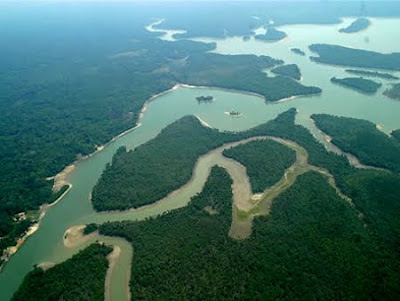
[1,17,400,300]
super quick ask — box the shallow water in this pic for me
[1,17,400,300]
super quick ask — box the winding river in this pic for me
[1,18,400,301]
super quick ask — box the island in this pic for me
[255,27,287,42]
[345,69,399,80]
[291,48,306,56]
[330,77,382,94]
[339,18,371,33]
[242,35,251,41]
[309,44,400,71]
[196,95,214,103]
[383,83,400,100]
[225,110,243,117]
[271,64,302,80]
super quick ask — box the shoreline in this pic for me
[104,245,121,301]
[0,183,72,271]
[0,82,316,270]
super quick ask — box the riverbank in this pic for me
[0,183,72,271]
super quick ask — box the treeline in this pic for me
[0,4,324,261]
[384,83,400,100]
[392,129,400,142]
[92,116,239,211]
[271,64,302,80]
[339,17,370,33]
[99,167,389,299]
[12,243,112,301]
[345,69,399,80]
[223,139,296,193]
[177,53,322,102]
[312,114,400,173]
[331,77,382,93]
[309,44,400,71]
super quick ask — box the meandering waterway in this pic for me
[1,17,400,301]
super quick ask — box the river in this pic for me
[1,17,400,300]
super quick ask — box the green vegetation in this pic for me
[178,53,322,102]
[12,243,112,301]
[83,223,99,235]
[271,64,302,80]
[309,44,400,71]
[0,8,322,259]
[312,114,400,172]
[196,95,214,103]
[345,69,399,80]
[223,139,296,193]
[392,129,400,142]
[99,166,383,300]
[384,83,400,100]
[331,77,382,93]
[339,18,370,33]
[92,116,239,211]
[291,48,305,56]
[255,27,287,41]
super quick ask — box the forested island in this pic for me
[312,114,400,172]
[12,243,112,301]
[291,48,306,56]
[255,27,287,42]
[271,64,302,80]
[309,44,400,71]
[330,77,382,93]
[384,83,400,100]
[223,140,296,193]
[196,95,214,103]
[339,18,370,33]
[345,69,399,80]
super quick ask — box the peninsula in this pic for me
[339,18,370,33]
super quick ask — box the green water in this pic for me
[1,18,400,300]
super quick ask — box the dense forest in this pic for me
[384,83,400,100]
[0,5,322,260]
[12,243,112,301]
[92,116,240,211]
[339,18,370,33]
[223,140,296,193]
[271,64,302,80]
[177,53,321,102]
[309,44,400,71]
[331,77,382,93]
[13,109,400,299]
[99,164,397,300]
[291,48,306,56]
[392,129,400,142]
[312,114,400,173]
[345,69,399,80]
[255,27,287,42]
